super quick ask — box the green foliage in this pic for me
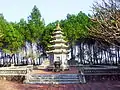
[40,12,93,50]
[27,5,45,43]
[0,14,6,47]
[0,6,94,54]
[40,22,56,50]
[3,23,23,54]
[0,15,24,54]
[15,18,29,46]
[60,11,91,44]
[0,6,45,55]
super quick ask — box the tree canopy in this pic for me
[61,11,92,44]
[0,1,120,54]
[89,0,120,46]
[0,14,23,54]
[27,5,45,44]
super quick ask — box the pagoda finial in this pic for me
[56,22,62,30]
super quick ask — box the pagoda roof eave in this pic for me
[50,40,67,43]
[48,45,68,48]
[53,32,63,35]
[50,47,68,50]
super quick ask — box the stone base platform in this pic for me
[31,67,78,74]
[34,65,69,71]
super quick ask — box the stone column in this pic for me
[23,68,31,83]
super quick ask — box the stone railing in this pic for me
[0,69,27,76]
[80,66,120,75]
[0,66,31,76]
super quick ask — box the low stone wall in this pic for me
[0,69,27,76]
[85,75,120,82]
[79,65,120,83]
[0,66,31,83]
[0,75,25,82]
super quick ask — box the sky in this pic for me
[0,0,95,25]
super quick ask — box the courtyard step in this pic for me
[24,74,84,84]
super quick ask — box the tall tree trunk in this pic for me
[25,45,27,57]
[79,43,82,64]
[115,47,118,65]
[70,42,74,60]
[118,47,120,64]
[82,43,85,64]
[30,42,34,65]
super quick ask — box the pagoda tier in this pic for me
[52,34,64,39]
[53,26,63,34]
[49,44,68,48]
[53,31,63,35]
[49,47,68,50]
[50,39,67,43]
[47,49,68,54]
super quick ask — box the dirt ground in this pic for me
[0,80,120,90]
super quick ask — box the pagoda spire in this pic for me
[55,22,62,30]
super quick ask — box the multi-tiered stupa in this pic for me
[47,23,69,70]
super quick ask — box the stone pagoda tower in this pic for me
[47,23,69,70]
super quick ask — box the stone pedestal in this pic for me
[23,68,31,84]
